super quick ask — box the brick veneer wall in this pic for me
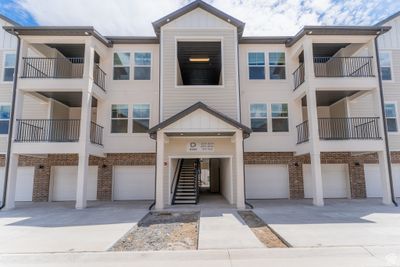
[2,151,399,202]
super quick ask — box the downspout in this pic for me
[148,36,162,210]
[0,32,20,210]
[236,35,253,209]
[374,36,398,207]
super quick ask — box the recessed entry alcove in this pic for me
[177,41,222,86]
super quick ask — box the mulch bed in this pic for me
[109,211,200,251]
[238,210,289,248]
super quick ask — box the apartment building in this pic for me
[0,0,397,210]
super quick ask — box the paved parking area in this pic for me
[0,201,150,253]
[252,198,400,247]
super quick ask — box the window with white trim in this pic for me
[248,52,265,80]
[113,52,130,80]
[132,104,150,133]
[271,103,288,132]
[250,103,267,132]
[134,52,151,80]
[111,104,128,133]
[3,53,16,82]
[269,52,286,80]
[380,52,392,81]
[0,104,10,134]
[385,103,398,132]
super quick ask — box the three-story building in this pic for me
[0,0,397,210]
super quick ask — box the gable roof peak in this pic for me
[152,0,245,37]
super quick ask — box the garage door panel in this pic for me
[365,164,400,198]
[303,164,349,199]
[0,167,34,202]
[245,164,289,199]
[52,166,98,201]
[113,166,155,200]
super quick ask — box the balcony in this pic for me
[93,64,106,91]
[313,56,374,78]
[293,63,305,91]
[21,57,84,79]
[296,117,381,144]
[15,119,104,146]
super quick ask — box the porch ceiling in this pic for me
[38,92,97,107]
[166,132,235,137]
[302,90,359,106]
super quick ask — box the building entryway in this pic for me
[171,157,233,206]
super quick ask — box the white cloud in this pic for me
[14,0,400,36]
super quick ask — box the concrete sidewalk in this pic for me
[198,209,264,249]
[1,246,400,267]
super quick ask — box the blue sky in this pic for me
[0,0,399,36]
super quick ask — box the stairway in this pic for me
[173,159,199,205]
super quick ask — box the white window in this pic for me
[0,104,10,134]
[250,104,267,132]
[113,52,130,80]
[385,102,398,132]
[3,53,16,82]
[269,52,286,80]
[132,104,150,133]
[380,52,392,81]
[271,103,288,132]
[134,53,151,80]
[248,52,265,80]
[111,104,128,133]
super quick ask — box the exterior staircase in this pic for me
[172,159,199,205]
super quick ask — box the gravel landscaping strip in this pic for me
[110,211,200,251]
[238,210,289,248]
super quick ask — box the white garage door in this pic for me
[51,166,98,201]
[0,167,35,201]
[303,164,349,198]
[113,166,155,200]
[245,164,289,199]
[364,164,400,197]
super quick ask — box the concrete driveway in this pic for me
[252,199,400,248]
[0,201,149,253]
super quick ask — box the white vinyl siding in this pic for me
[161,28,238,120]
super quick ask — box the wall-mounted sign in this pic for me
[187,142,215,152]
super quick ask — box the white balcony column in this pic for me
[75,40,94,208]
[3,153,19,210]
[155,131,165,210]
[378,151,393,205]
[3,85,25,210]
[235,130,245,209]
[83,39,95,80]
[302,37,315,81]
[306,89,324,206]
[17,39,29,76]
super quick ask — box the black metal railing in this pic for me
[15,119,80,142]
[195,159,201,204]
[90,121,104,145]
[318,117,380,140]
[93,64,106,91]
[15,119,104,145]
[21,57,84,78]
[293,63,305,90]
[296,120,309,144]
[313,56,373,77]
[296,117,381,144]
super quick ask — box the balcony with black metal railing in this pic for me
[15,119,104,146]
[296,117,381,144]
[313,56,374,78]
[20,57,107,91]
